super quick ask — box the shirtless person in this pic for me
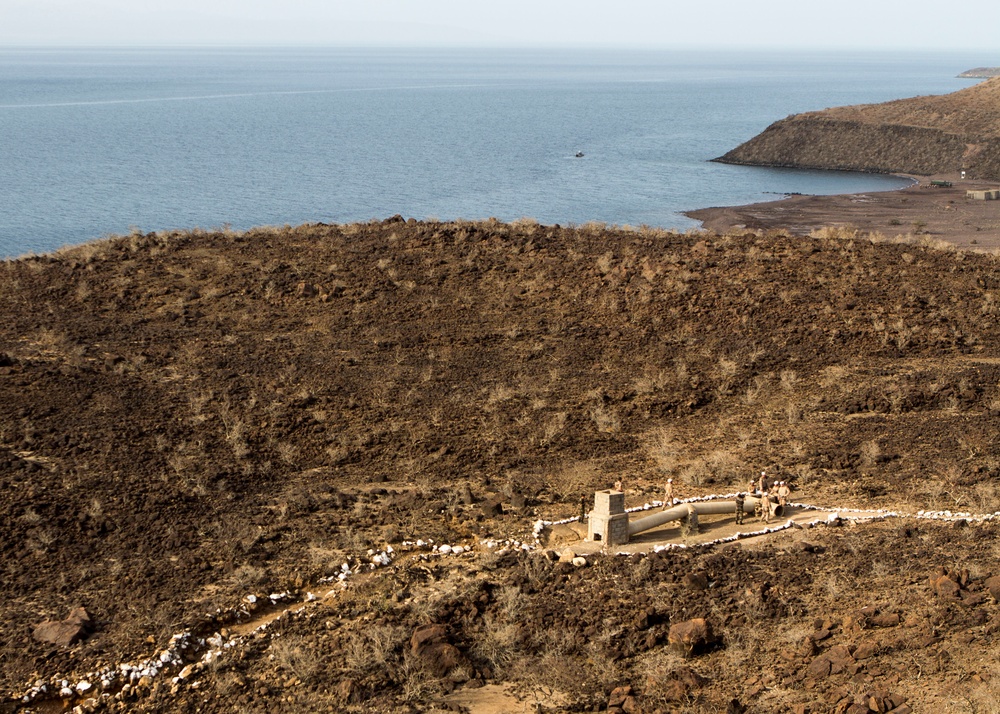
[777,481,791,508]
[663,478,674,509]
[759,493,772,524]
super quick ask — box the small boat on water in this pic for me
[575,151,584,158]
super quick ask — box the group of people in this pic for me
[749,472,792,506]
[660,470,794,526]
[606,471,793,529]
[744,471,793,523]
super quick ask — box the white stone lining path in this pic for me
[15,494,1000,712]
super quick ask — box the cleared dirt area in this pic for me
[688,176,1000,250]
[5,218,1000,712]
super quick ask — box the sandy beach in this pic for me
[686,174,1000,249]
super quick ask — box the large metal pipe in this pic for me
[627,495,782,537]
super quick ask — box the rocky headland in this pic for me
[959,68,1000,78]
[717,76,1000,180]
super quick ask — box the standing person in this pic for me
[735,492,745,525]
[760,493,772,524]
[614,479,623,493]
[757,471,767,494]
[777,481,791,508]
[663,478,674,509]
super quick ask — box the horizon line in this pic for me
[0,42,996,55]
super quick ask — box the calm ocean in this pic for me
[0,48,985,257]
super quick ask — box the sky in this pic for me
[2,0,1000,51]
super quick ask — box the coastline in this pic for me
[684,173,1000,250]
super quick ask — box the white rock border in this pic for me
[18,494,1000,709]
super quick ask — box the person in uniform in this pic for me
[735,492,745,525]
[663,478,674,509]
[757,471,767,494]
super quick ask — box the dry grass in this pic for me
[344,624,405,676]
[270,636,321,682]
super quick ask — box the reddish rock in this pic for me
[608,685,632,707]
[410,624,447,652]
[930,574,962,600]
[984,575,1000,602]
[853,641,878,660]
[32,606,93,648]
[668,618,714,656]
[827,644,857,674]
[410,624,466,678]
[827,644,854,661]
[870,613,900,628]
[808,655,832,679]
[886,693,908,709]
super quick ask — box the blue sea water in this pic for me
[0,47,985,257]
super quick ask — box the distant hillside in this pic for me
[718,76,1000,180]
[959,67,1000,78]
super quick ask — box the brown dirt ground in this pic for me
[687,175,1000,250]
[5,218,1000,713]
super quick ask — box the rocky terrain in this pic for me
[4,218,1000,713]
[718,77,1000,180]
